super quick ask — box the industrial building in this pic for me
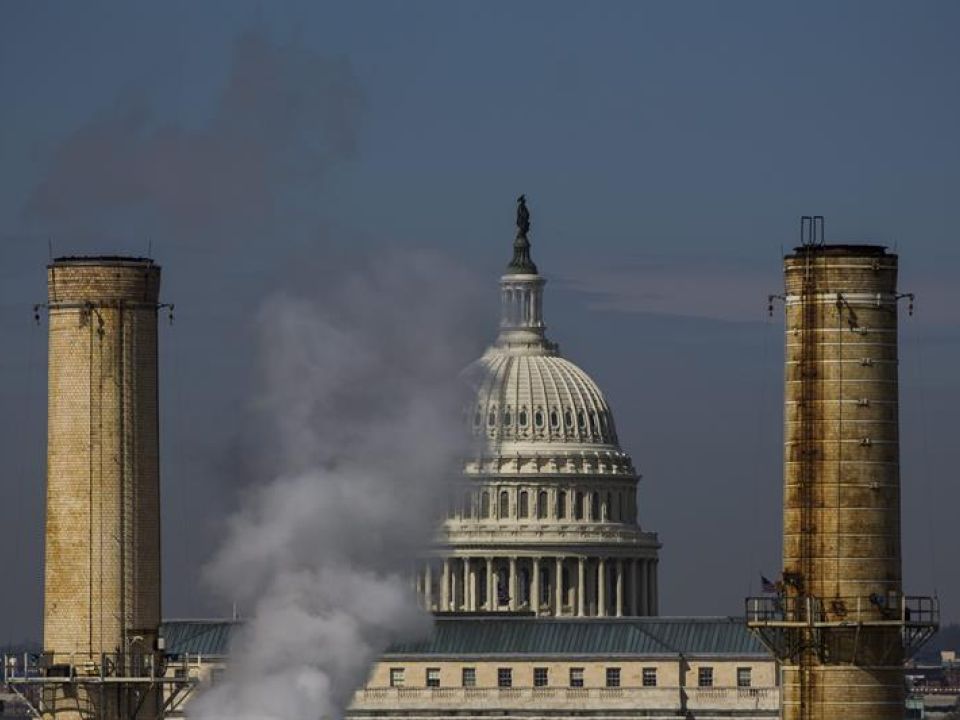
[1,208,939,720]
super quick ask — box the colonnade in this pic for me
[417,555,658,617]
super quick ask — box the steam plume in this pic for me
[189,251,484,720]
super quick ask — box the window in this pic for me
[569,667,584,687]
[537,491,548,519]
[564,409,573,427]
[535,410,544,427]
[737,667,752,688]
[499,491,509,518]
[591,493,600,521]
[642,667,657,687]
[389,668,405,687]
[480,491,490,518]
[488,409,496,427]
[504,409,512,426]
[519,409,528,426]
[606,492,613,521]
[550,410,559,428]
[557,491,567,519]
[533,667,549,687]
[605,668,621,688]
[462,668,476,687]
[497,668,512,688]
[473,410,481,428]
[462,492,472,519]
[698,667,713,688]
[575,492,584,520]
[577,410,586,429]
[426,668,440,688]
[519,491,529,518]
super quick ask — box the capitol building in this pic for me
[160,203,779,720]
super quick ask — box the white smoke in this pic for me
[189,250,485,720]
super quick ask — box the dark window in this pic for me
[575,492,584,520]
[480,492,490,518]
[487,409,496,427]
[737,667,752,688]
[591,492,600,521]
[550,410,559,428]
[426,668,440,688]
[698,667,713,688]
[564,409,573,427]
[606,492,613,521]
[577,410,585,429]
[504,409,512,426]
[533,667,548,687]
[537,491,548,519]
[642,668,657,687]
[462,668,476,687]
[462,492,472,518]
[535,410,544,427]
[569,667,584,688]
[519,491,529,518]
[557,491,567,519]
[498,668,512,688]
[605,668,621,688]
[519,409,528,426]
[499,491,509,518]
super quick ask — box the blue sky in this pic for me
[1,1,959,641]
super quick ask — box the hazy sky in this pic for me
[2,1,959,643]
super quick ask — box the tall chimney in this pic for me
[43,256,162,719]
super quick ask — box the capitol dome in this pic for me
[418,197,659,619]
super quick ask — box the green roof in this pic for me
[160,617,768,659]
[386,617,768,657]
[160,620,240,657]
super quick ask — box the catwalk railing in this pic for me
[2,652,196,719]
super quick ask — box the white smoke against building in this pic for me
[189,250,485,720]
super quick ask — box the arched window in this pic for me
[488,409,496,427]
[557,491,567,519]
[550,410,559,428]
[499,490,510,519]
[590,411,597,432]
[591,492,600,521]
[537,491,548,519]
[474,410,482,428]
[519,491,529,518]
[577,411,586,430]
[535,410,544,428]
[480,491,490,518]
[564,410,573,428]
[606,492,612,521]
[519,409,528,427]
[574,492,584,520]
[504,409,512,426]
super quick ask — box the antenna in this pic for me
[800,216,825,247]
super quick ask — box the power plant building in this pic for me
[3,211,939,720]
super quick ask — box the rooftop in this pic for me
[160,616,770,659]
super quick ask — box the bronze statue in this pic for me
[516,194,530,237]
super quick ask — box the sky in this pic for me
[1,1,959,643]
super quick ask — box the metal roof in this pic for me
[160,620,240,657]
[160,617,768,659]
[385,617,768,657]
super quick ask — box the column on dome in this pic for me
[485,557,494,610]
[555,557,564,616]
[508,557,518,611]
[441,559,450,611]
[597,558,607,617]
[577,557,586,616]
[531,557,540,614]
[616,558,623,617]
[652,560,659,615]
